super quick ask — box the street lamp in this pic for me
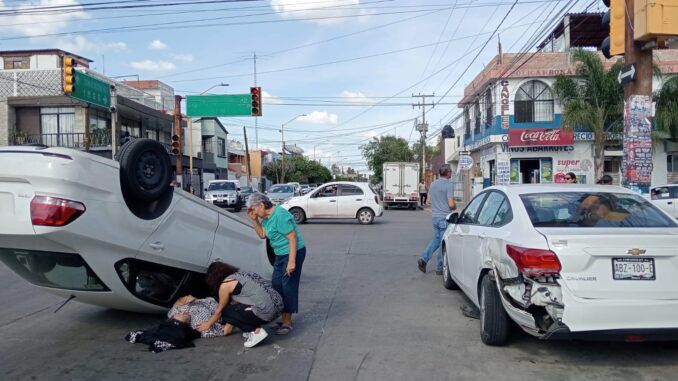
[188,83,229,192]
[280,114,306,183]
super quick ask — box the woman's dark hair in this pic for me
[566,172,577,183]
[205,261,240,296]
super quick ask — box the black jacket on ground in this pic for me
[125,319,201,353]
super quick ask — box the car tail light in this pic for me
[410,192,419,201]
[385,192,393,200]
[374,195,379,204]
[506,244,561,277]
[31,195,86,227]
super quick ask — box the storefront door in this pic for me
[510,158,553,184]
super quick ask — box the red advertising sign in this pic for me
[508,128,574,147]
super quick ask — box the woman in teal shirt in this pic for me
[247,192,306,335]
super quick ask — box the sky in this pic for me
[0,0,602,173]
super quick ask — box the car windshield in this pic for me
[207,182,236,191]
[269,185,292,193]
[520,192,678,228]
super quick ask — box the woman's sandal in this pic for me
[276,323,293,335]
[269,321,284,329]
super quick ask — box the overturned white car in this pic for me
[441,184,678,345]
[0,140,271,313]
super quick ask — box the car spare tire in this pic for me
[119,138,172,202]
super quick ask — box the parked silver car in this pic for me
[267,184,297,204]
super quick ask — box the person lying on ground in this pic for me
[168,295,227,338]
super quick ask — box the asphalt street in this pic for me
[2,209,678,381]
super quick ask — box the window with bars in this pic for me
[514,80,554,123]
[474,99,481,134]
[485,88,493,126]
[464,106,471,137]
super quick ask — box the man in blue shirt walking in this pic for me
[418,164,457,274]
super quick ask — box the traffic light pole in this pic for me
[621,0,654,193]
[174,95,183,187]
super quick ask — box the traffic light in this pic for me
[62,56,75,94]
[250,87,262,116]
[171,134,181,155]
[600,0,625,59]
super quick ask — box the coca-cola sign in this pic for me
[508,128,574,147]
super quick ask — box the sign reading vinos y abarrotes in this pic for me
[508,128,574,147]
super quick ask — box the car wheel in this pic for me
[383,204,389,210]
[442,247,459,290]
[290,207,306,224]
[357,208,375,225]
[479,273,509,346]
[119,139,172,201]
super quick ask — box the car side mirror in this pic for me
[446,212,459,224]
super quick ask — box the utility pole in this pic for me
[173,95,183,188]
[110,85,118,159]
[253,52,259,150]
[412,93,434,183]
[621,0,654,192]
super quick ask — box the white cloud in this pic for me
[171,53,194,62]
[149,40,168,50]
[129,59,176,72]
[55,35,127,54]
[298,111,338,125]
[262,90,281,104]
[270,0,365,24]
[339,90,371,105]
[2,0,89,37]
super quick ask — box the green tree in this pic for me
[553,50,623,180]
[654,76,678,138]
[360,136,413,183]
[264,156,331,185]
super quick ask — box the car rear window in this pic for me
[520,192,678,228]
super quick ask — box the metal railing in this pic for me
[11,132,171,154]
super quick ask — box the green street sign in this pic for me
[70,71,111,108]
[186,94,252,117]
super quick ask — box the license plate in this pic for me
[612,258,655,280]
[216,198,224,202]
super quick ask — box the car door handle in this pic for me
[668,202,673,205]
[329,200,337,202]
[355,198,363,201]
[149,242,164,251]
[479,233,487,239]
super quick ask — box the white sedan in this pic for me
[281,181,383,225]
[441,184,678,345]
[0,140,271,313]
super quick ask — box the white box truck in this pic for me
[382,162,420,210]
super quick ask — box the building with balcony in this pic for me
[451,13,678,201]
[0,49,180,161]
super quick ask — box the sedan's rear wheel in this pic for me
[357,208,375,225]
[442,247,459,290]
[290,207,306,224]
[479,273,509,346]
